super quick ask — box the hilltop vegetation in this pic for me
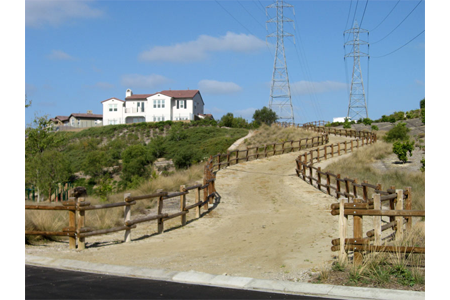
[25,119,248,201]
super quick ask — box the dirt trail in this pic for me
[25,135,353,282]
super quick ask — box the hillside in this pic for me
[25,120,249,199]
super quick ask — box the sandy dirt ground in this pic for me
[26,135,360,282]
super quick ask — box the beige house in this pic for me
[51,111,102,130]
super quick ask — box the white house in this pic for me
[333,117,351,123]
[101,89,205,125]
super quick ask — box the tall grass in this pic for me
[239,124,317,149]
[25,163,205,242]
[324,141,425,210]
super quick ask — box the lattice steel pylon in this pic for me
[344,20,369,120]
[266,0,295,124]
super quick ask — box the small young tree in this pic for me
[393,141,414,163]
[121,144,154,183]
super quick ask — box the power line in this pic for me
[372,30,424,58]
[370,0,400,32]
[372,0,423,45]
[238,1,266,31]
[344,0,353,31]
[215,1,253,35]
[359,0,369,28]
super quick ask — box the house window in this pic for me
[158,100,161,108]
[162,100,165,108]
[153,100,156,108]
[177,99,187,109]
[162,115,165,121]
[141,102,145,112]
[109,104,117,111]
[153,116,156,122]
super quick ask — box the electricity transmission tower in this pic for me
[266,0,295,124]
[344,20,369,120]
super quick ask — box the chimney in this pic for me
[126,88,133,98]
[87,110,93,114]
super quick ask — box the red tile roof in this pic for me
[125,90,200,100]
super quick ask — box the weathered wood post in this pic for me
[316,148,320,162]
[227,151,230,167]
[326,172,331,195]
[373,193,382,246]
[405,187,412,232]
[395,189,404,241]
[353,179,358,199]
[124,193,132,243]
[76,197,86,250]
[273,143,276,156]
[353,198,363,266]
[68,196,77,250]
[344,178,350,202]
[389,186,396,224]
[195,185,201,218]
[157,191,164,234]
[336,174,341,198]
[338,197,348,264]
[362,181,368,202]
[317,167,322,190]
[180,185,187,226]
[246,147,249,161]
[217,153,221,170]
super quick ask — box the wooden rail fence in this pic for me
[27,122,422,256]
[294,126,425,264]
[25,124,330,250]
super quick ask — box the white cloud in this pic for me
[121,74,172,89]
[139,32,267,63]
[26,0,104,28]
[198,80,242,95]
[46,50,76,60]
[290,80,347,95]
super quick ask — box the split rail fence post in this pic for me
[353,198,363,266]
[68,196,76,249]
[317,167,322,190]
[157,191,164,234]
[373,193,382,246]
[326,172,331,195]
[124,193,132,243]
[76,197,86,250]
[405,187,412,231]
[362,181,368,202]
[336,174,341,199]
[395,189,404,241]
[180,185,187,226]
[338,197,348,264]
[195,185,201,218]
[218,153,221,170]
[246,147,249,161]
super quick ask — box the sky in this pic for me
[23,0,426,125]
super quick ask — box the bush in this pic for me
[252,107,278,126]
[383,122,410,142]
[371,125,379,131]
[343,118,352,129]
[393,141,414,163]
[173,150,197,169]
[121,144,155,182]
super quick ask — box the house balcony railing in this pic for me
[124,107,145,114]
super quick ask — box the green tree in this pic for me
[231,116,248,128]
[25,114,64,156]
[82,150,107,179]
[252,107,278,126]
[420,98,425,124]
[219,113,234,127]
[26,150,72,201]
[25,115,68,201]
[393,141,414,163]
[383,122,410,142]
[121,144,154,183]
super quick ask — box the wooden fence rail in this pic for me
[292,126,425,264]
[25,123,388,251]
[26,122,334,250]
[25,175,216,250]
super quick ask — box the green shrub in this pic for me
[420,157,425,172]
[252,106,278,126]
[383,122,410,142]
[371,125,379,131]
[393,141,414,163]
[121,144,155,182]
[343,118,352,129]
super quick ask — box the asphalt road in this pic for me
[25,265,334,299]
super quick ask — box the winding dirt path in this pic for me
[25,135,354,282]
